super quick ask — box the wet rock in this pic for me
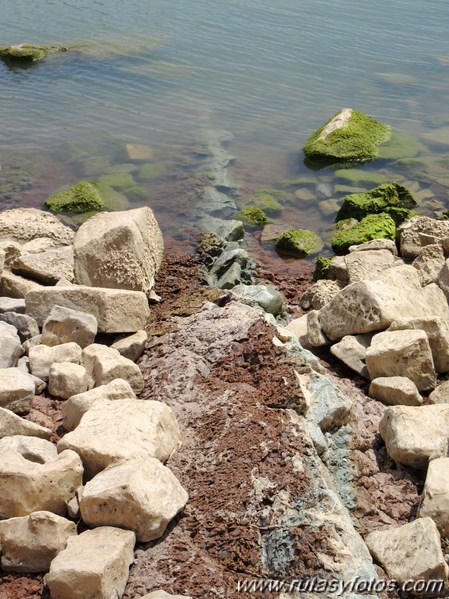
[398,216,449,259]
[275,228,324,257]
[0,435,83,517]
[45,527,135,599]
[198,215,243,241]
[344,249,395,283]
[419,457,449,535]
[0,320,23,368]
[0,44,66,63]
[0,311,39,341]
[80,458,188,542]
[319,265,449,341]
[62,378,136,431]
[45,180,104,214]
[0,367,35,413]
[379,404,449,468]
[12,246,74,285]
[0,207,74,246]
[429,380,449,404]
[330,334,371,378]
[230,284,284,316]
[126,143,154,161]
[300,279,343,310]
[412,243,445,285]
[369,376,422,406]
[331,214,396,254]
[200,186,237,217]
[41,304,98,348]
[25,285,149,333]
[366,329,436,391]
[73,207,163,295]
[82,343,144,393]
[0,511,76,573]
[0,296,25,313]
[58,399,180,478]
[48,362,89,399]
[29,342,82,381]
[0,406,51,439]
[0,270,44,298]
[365,518,448,583]
[111,330,148,362]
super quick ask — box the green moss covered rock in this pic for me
[314,256,335,280]
[93,183,131,211]
[239,189,285,216]
[304,108,391,164]
[336,182,416,225]
[0,44,67,63]
[331,213,396,254]
[137,163,165,181]
[236,206,269,227]
[97,173,136,190]
[45,181,104,214]
[275,229,324,257]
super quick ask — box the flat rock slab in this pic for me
[58,399,180,478]
[110,330,147,362]
[45,526,135,599]
[25,285,150,333]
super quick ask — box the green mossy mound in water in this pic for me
[239,189,285,216]
[331,213,396,254]
[275,228,324,257]
[303,108,391,164]
[335,182,417,225]
[97,173,136,190]
[45,181,104,214]
[0,44,67,63]
[236,206,269,227]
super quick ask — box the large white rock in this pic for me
[369,377,422,406]
[306,310,330,347]
[365,518,448,583]
[365,329,436,391]
[111,330,148,362]
[398,216,449,259]
[389,316,449,374]
[0,406,51,439]
[349,238,398,255]
[82,343,144,392]
[0,320,23,367]
[0,436,83,517]
[12,246,74,285]
[41,304,98,348]
[330,334,371,378]
[429,380,449,404]
[0,367,35,413]
[437,258,449,301]
[419,457,449,535]
[25,285,150,333]
[62,379,136,431]
[344,249,395,283]
[58,399,180,478]
[0,296,25,313]
[0,208,74,247]
[379,404,449,468]
[29,342,82,381]
[300,279,343,311]
[73,207,163,295]
[80,458,188,542]
[48,362,89,399]
[319,265,449,341]
[45,526,135,599]
[0,511,76,573]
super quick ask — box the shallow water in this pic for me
[1,0,449,266]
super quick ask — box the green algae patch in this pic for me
[239,189,285,216]
[45,181,104,214]
[93,183,131,211]
[236,206,269,227]
[336,182,416,224]
[280,176,318,189]
[275,229,324,257]
[0,44,67,63]
[137,163,166,181]
[314,256,335,280]
[304,108,391,164]
[377,129,425,160]
[331,213,396,254]
[334,169,391,187]
[97,173,136,190]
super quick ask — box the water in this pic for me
[1,0,449,265]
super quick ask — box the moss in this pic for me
[331,213,396,254]
[334,169,391,186]
[275,229,324,257]
[303,108,391,163]
[93,183,131,211]
[377,128,424,160]
[97,173,136,189]
[334,184,366,195]
[280,176,317,188]
[336,182,416,223]
[0,44,67,63]
[314,256,334,280]
[386,207,419,226]
[45,181,104,214]
[137,163,165,181]
[236,206,269,227]
[239,189,284,216]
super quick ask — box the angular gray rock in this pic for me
[0,406,51,439]
[45,527,135,599]
[41,304,98,348]
[80,458,188,542]
[230,284,284,316]
[29,342,82,381]
[0,367,35,413]
[0,511,76,573]
[74,206,163,294]
[0,311,39,341]
[0,296,25,313]
[25,285,150,333]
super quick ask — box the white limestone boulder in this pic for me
[0,296,25,313]
[429,380,449,404]
[82,343,144,392]
[398,215,449,259]
[330,334,371,378]
[45,526,135,599]
[110,330,147,362]
[12,246,74,285]
[300,279,343,311]
[0,511,76,573]
[306,310,330,347]
[419,457,449,535]
[0,436,83,517]
[365,329,436,391]
[0,406,51,439]
[48,362,89,399]
[344,249,395,283]
[80,458,188,542]
[0,208,74,246]
[379,404,449,468]
[58,399,180,478]
[369,377,422,406]
[0,311,39,341]
[28,342,82,381]
[25,285,150,333]
[0,270,44,299]
[412,243,445,286]
[41,305,98,348]
[73,206,163,295]
[0,320,23,368]
[0,367,36,413]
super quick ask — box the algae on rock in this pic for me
[275,229,324,257]
[45,181,104,214]
[238,189,285,216]
[314,256,335,280]
[0,44,67,63]
[236,206,269,227]
[303,108,391,164]
[331,213,396,254]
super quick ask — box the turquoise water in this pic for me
[1,0,449,261]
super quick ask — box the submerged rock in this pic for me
[331,213,396,254]
[275,228,324,257]
[0,44,67,63]
[45,181,104,214]
[303,108,391,164]
[239,189,285,215]
[236,205,269,226]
